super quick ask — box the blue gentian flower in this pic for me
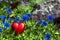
[44,34,51,40]
[22,14,29,21]
[0,28,2,33]
[0,15,7,23]
[3,22,10,30]
[7,8,12,14]
[4,8,12,14]
[45,38,50,40]
[38,20,48,26]
[47,14,54,22]
[0,15,7,20]
[22,13,32,21]
[38,20,43,23]
[14,17,20,22]
[42,21,48,26]
[25,13,32,18]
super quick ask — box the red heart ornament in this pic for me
[12,22,19,30]
[12,22,26,34]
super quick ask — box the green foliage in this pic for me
[0,0,60,40]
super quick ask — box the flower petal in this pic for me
[38,20,48,26]
[42,21,48,26]
[7,8,12,14]
[47,14,54,22]
[25,13,32,18]
[22,15,29,21]
[3,22,10,28]
[0,28,2,33]
[45,34,51,38]
[0,15,7,23]
[14,17,20,22]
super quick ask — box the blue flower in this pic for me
[22,13,32,22]
[42,21,48,26]
[25,13,32,18]
[14,17,20,22]
[45,38,50,40]
[7,8,12,14]
[47,14,54,22]
[4,8,12,14]
[0,15,7,23]
[0,28,2,33]
[3,22,10,30]
[0,15,7,20]
[44,34,51,39]
[38,20,43,23]
[22,15,29,21]
[38,20,48,26]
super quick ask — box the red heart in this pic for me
[12,22,19,30]
[12,22,26,34]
